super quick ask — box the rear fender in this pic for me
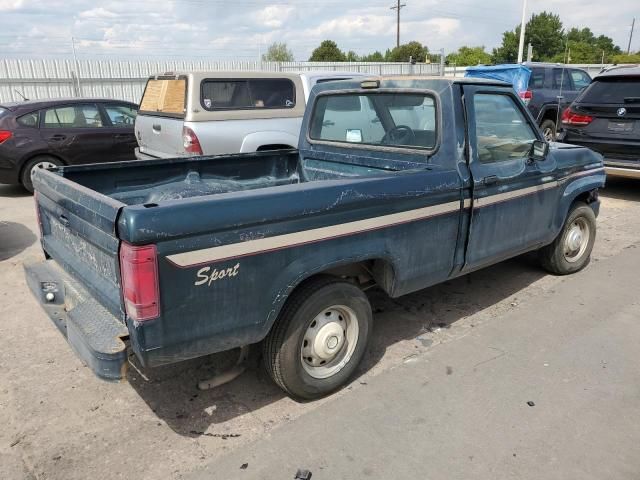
[258,250,398,340]
[240,131,298,153]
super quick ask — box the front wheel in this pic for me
[539,202,596,275]
[263,276,372,400]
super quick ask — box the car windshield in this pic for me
[579,78,640,104]
[309,92,437,150]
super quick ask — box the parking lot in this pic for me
[0,176,639,479]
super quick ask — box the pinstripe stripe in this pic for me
[167,199,465,267]
[166,168,602,268]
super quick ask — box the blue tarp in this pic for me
[464,64,532,94]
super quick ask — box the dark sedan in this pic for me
[0,98,138,192]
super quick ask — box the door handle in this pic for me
[114,133,130,139]
[152,124,161,132]
[50,134,66,141]
[483,175,498,186]
[58,214,70,227]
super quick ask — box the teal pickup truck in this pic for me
[26,76,604,400]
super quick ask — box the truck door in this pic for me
[462,85,559,270]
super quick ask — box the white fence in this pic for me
[0,58,618,104]
[0,58,441,104]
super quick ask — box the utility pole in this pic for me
[71,36,81,97]
[517,0,527,63]
[628,18,635,55]
[390,1,406,49]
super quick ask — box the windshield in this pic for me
[579,78,640,104]
[309,93,437,150]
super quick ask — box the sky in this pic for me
[0,0,637,60]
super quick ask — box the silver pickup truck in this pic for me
[134,70,367,159]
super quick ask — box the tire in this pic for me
[539,201,596,275]
[21,156,63,193]
[263,275,372,400]
[540,119,557,142]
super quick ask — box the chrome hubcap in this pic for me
[543,128,555,141]
[564,218,590,263]
[301,305,359,379]
[30,161,57,179]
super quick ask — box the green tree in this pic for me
[492,11,564,63]
[360,51,385,62]
[387,41,428,62]
[550,28,622,63]
[261,42,294,62]
[446,46,491,66]
[309,40,346,61]
[345,50,360,62]
[612,52,640,63]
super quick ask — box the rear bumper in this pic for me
[24,259,129,381]
[134,148,159,160]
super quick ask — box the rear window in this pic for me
[579,78,640,104]
[139,78,186,117]
[309,93,437,150]
[200,79,295,110]
[17,111,38,127]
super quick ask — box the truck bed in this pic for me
[60,149,302,206]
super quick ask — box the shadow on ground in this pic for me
[128,255,546,437]
[0,221,37,261]
[0,184,30,198]
[600,177,640,202]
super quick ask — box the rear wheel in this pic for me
[539,202,596,275]
[21,156,62,193]
[263,276,372,400]
[540,119,557,142]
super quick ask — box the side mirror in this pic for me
[530,140,549,161]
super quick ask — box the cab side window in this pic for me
[473,93,537,164]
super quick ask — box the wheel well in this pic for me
[256,144,295,151]
[573,189,598,206]
[19,153,66,184]
[310,258,396,294]
[541,108,559,124]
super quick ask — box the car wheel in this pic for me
[539,201,596,275]
[263,275,372,400]
[20,156,62,193]
[540,119,557,142]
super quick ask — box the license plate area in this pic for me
[608,120,634,133]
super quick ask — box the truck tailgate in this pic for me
[33,168,125,318]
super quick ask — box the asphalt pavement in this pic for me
[189,241,640,480]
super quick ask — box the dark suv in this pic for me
[560,65,640,178]
[522,63,592,141]
[0,98,138,192]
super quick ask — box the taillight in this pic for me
[0,130,12,144]
[519,90,533,106]
[119,242,160,322]
[182,126,202,155]
[561,108,594,126]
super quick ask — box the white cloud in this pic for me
[0,0,638,60]
[254,5,295,29]
[78,7,117,19]
[0,0,23,11]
